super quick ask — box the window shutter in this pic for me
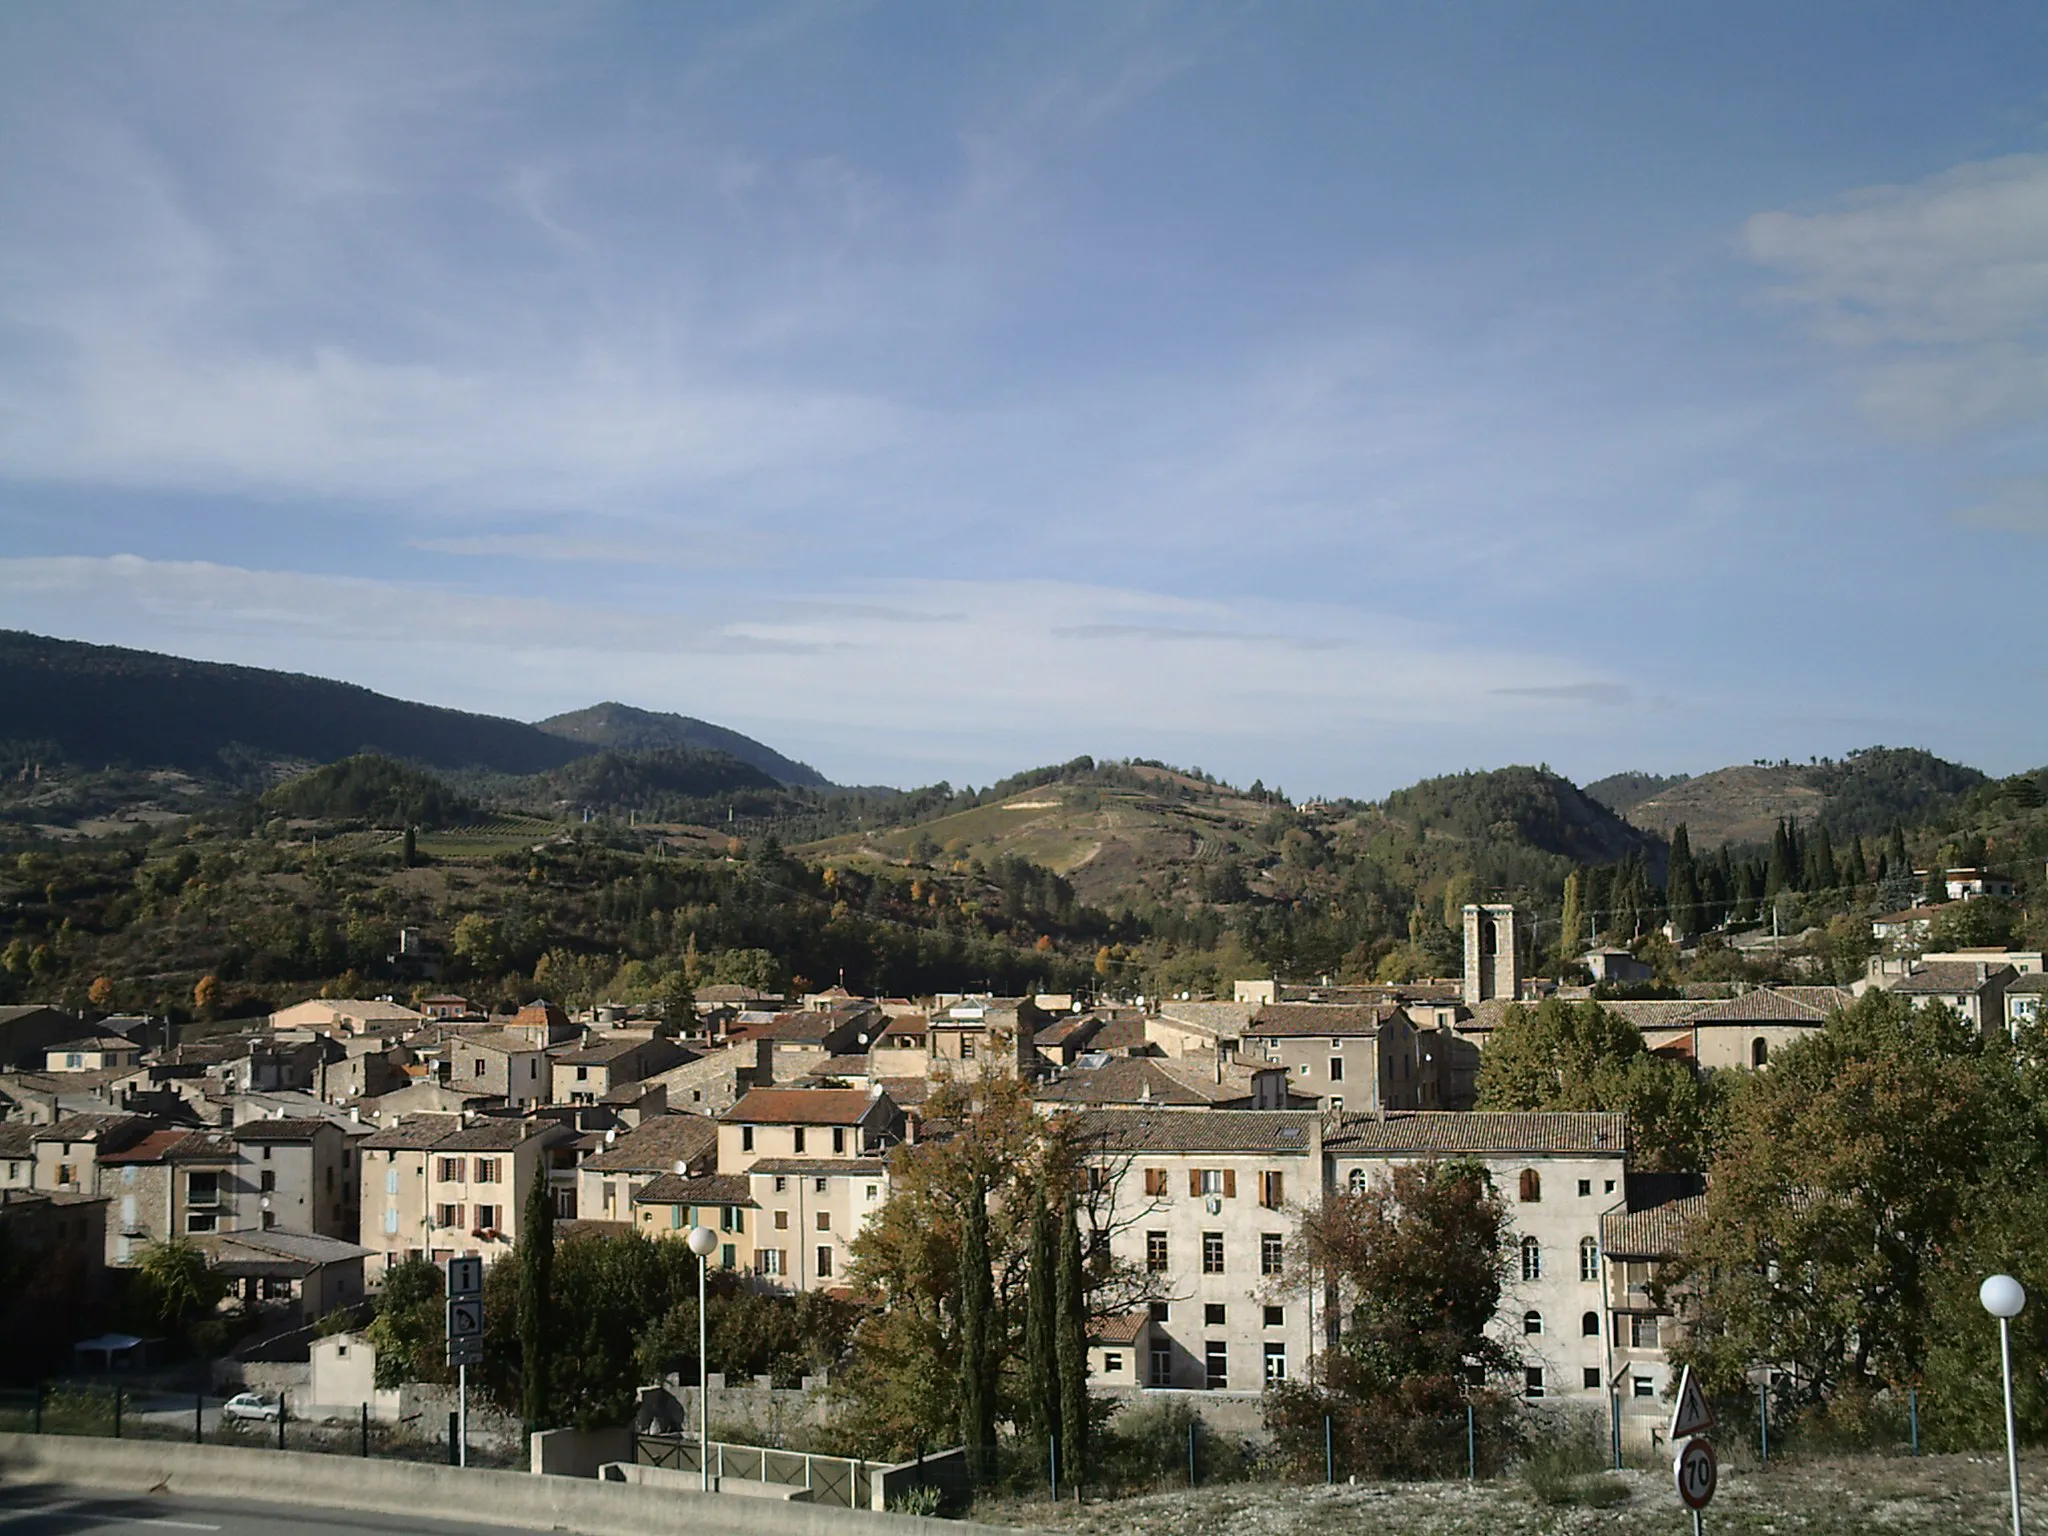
[1222,1169,1237,1199]
[1188,1169,1201,1198]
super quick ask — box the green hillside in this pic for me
[258,754,476,830]
[536,701,830,787]
[1624,747,1988,848]
[1583,770,1689,814]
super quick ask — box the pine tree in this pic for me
[1923,861,1950,906]
[1054,1196,1089,1485]
[518,1162,555,1428]
[1024,1190,1062,1457]
[402,825,419,867]
[958,1173,997,1482]
[1666,825,1700,938]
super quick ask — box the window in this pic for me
[774,1210,789,1230]
[1328,1097,1343,1115]
[774,1176,788,1194]
[1150,1347,1172,1387]
[1584,1367,1603,1390]
[741,1126,755,1153]
[1205,1342,1228,1390]
[760,1248,784,1276]
[814,1177,828,1194]
[1577,1179,1591,1197]
[1193,1168,1233,1197]
[832,1128,846,1154]
[960,1038,975,1061]
[1752,1037,1770,1067]
[1580,1238,1600,1282]
[1102,1353,1123,1374]
[188,1172,220,1207]
[1523,1367,1546,1399]
[1146,1231,1169,1272]
[1144,1168,1168,1197]
[815,1246,833,1279]
[721,1243,735,1269]
[866,1184,879,1200]
[1149,1300,1170,1322]
[1264,1305,1285,1327]
[187,1210,217,1234]
[1631,1314,1661,1349]
[475,1204,499,1230]
[1604,1179,1616,1194]
[1582,1311,1600,1338]
[473,1158,500,1183]
[1328,1057,1344,1082]
[473,1059,486,1077]
[259,1170,275,1193]
[1264,1342,1287,1383]
[816,1210,831,1231]
[1521,1237,1542,1281]
[1258,1170,1285,1208]
[1518,1168,1542,1203]
[793,1128,806,1154]
[1202,1231,1225,1274]
[435,1203,463,1229]
[438,1157,464,1183]
[1261,1232,1284,1276]
[1347,1168,1367,1194]
[1523,1310,1543,1336]
[1633,1375,1656,1399]
[721,1205,742,1233]
[1205,1303,1227,1326]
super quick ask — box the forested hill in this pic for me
[0,631,588,777]
[1622,748,1989,847]
[537,701,829,788]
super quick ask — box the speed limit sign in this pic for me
[1675,1435,1718,1510]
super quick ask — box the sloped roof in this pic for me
[1153,1002,1255,1036]
[1601,1193,1709,1260]
[747,1157,888,1176]
[1325,1110,1628,1157]
[1034,1057,1246,1108]
[1685,987,1849,1024]
[1090,1311,1150,1346]
[584,1113,719,1173]
[359,1115,461,1151]
[1063,1109,1320,1155]
[1245,1004,1398,1038]
[231,1118,337,1142]
[632,1172,754,1207]
[722,1088,888,1126]
[1892,962,2011,995]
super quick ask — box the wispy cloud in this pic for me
[1954,475,2048,535]
[1490,683,1634,707]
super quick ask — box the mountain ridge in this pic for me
[535,701,829,788]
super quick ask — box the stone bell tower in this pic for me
[1462,903,1521,1006]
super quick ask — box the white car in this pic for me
[222,1392,282,1423]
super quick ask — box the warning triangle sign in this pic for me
[1669,1364,1717,1439]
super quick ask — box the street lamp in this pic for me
[687,1225,719,1492]
[1982,1274,2027,1536]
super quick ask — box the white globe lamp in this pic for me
[1983,1274,2027,1320]
[1981,1274,2028,1536]
[686,1223,719,1489]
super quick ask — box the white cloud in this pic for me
[1745,154,2048,438]
[1954,475,2048,536]
[0,555,1637,788]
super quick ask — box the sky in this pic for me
[1,2,2045,796]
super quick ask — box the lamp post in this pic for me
[687,1225,719,1492]
[1982,1274,2027,1536]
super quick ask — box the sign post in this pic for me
[1669,1365,1719,1533]
[446,1257,484,1469]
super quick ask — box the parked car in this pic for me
[222,1392,282,1423]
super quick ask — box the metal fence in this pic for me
[635,1433,873,1507]
[0,1386,523,1470]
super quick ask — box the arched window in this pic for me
[1752,1036,1770,1067]
[1518,1168,1542,1203]
[1580,1237,1600,1282]
[1347,1168,1367,1194]
[1521,1237,1542,1281]
[1581,1311,1600,1338]
[1523,1310,1543,1336]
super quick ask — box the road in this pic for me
[0,1488,525,1536]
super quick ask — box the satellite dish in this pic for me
[604,1128,617,1145]
[673,1160,688,1176]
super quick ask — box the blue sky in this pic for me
[2,3,2044,794]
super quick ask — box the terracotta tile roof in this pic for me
[632,1172,754,1207]
[1325,1110,1629,1157]
[1034,1057,1244,1108]
[583,1113,718,1172]
[1601,1193,1709,1260]
[747,1157,889,1176]
[877,1015,928,1039]
[1152,1002,1255,1035]
[2007,973,2048,995]
[95,1127,203,1164]
[1892,962,2012,995]
[874,1077,931,1105]
[722,1088,888,1126]
[231,1118,337,1141]
[358,1115,461,1151]
[1684,988,1849,1024]
[0,1123,32,1157]
[452,1030,542,1056]
[1085,1017,1150,1052]
[29,1114,152,1146]
[436,1118,568,1150]
[1063,1109,1320,1155]
[1245,1004,1398,1038]
[1090,1311,1151,1346]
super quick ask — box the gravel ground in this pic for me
[974,1454,2048,1535]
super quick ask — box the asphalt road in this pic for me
[0,1487,528,1536]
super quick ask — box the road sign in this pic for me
[448,1333,483,1367]
[1674,1435,1718,1511]
[1669,1364,1717,1440]
[447,1256,484,1299]
[448,1296,484,1339]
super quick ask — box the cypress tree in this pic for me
[1888,822,1910,880]
[518,1160,555,1428]
[1666,825,1699,938]
[1054,1196,1089,1486]
[1923,861,1950,906]
[1024,1190,1062,1457]
[1766,820,1796,897]
[1559,872,1584,964]
[402,825,419,867]
[958,1173,996,1481]
[1847,836,1869,888]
